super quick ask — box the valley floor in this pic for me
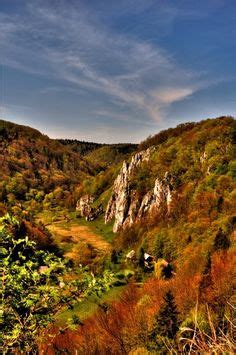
[47,223,111,254]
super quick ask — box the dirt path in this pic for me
[47,223,111,252]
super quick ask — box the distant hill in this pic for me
[57,139,104,155]
[0,119,137,214]
[58,138,137,167]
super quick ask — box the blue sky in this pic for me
[0,0,236,142]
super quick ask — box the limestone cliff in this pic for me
[105,148,173,232]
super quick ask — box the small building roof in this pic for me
[126,250,135,259]
[144,253,153,260]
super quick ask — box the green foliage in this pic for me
[0,214,114,352]
[57,285,125,325]
[0,119,115,211]
[129,162,155,198]
[85,144,137,168]
[1,215,72,352]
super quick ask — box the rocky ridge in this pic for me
[105,148,173,232]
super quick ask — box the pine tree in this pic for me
[213,228,230,251]
[150,290,180,346]
[111,249,118,264]
[199,252,212,303]
[138,247,145,268]
[199,252,212,291]
[162,263,173,279]
[187,235,192,244]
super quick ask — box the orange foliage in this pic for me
[192,192,218,219]
[210,249,236,305]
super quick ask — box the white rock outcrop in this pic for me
[105,148,173,232]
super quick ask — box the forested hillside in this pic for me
[1,116,235,354]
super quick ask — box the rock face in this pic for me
[105,148,173,232]
[76,195,103,221]
[138,172,172,219]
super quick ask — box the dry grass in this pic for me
[47,223,111,252]
[179,301,235,354]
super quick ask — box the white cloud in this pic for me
[152,88,194,104]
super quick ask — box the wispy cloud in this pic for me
[0,0,216,129]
